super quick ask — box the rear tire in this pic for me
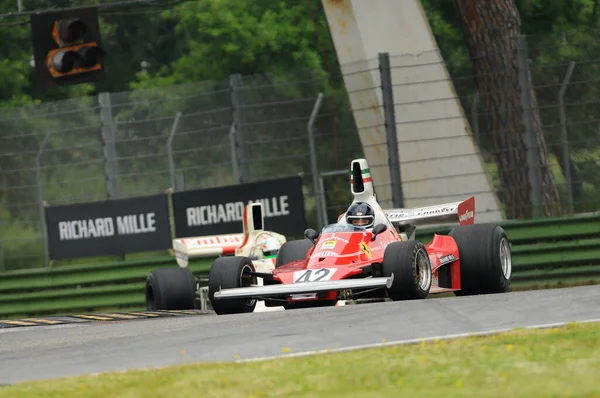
[208,256,257,315]
[145,267,196,311]
[449,224,512,296]
[382,241,432,300]
[275,239,313,268]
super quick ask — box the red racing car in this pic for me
[208,158,512,315]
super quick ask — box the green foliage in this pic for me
[130,0,328,90]
[1,0,600,269]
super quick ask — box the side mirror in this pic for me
[304,228,319,244]
[370,223,388,241]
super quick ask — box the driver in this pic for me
[255,233,283,257]
[346,202,375,228]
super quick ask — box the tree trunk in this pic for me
[454,0,561,219]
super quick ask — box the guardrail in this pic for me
[0,256,213,318]
[1,213,599,318]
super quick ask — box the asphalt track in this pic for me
[1,285,599,385]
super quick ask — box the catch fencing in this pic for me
[0,28,599,270]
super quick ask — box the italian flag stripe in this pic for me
[350,177,372,183]
[351,168,371,175]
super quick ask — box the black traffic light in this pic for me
[30,7,105,87]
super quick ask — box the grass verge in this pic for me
[1,321,599,398]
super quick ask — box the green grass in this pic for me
[2,321,599,398]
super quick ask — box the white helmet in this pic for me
[256,233,284,258]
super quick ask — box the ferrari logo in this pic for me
[359,242,372,258]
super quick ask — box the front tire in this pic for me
[145,267,196,311]
[208,256,257,315]
[382,240,432,300]
[275,239,313,268]
[449,224,512,296]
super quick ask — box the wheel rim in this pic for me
[499,237,512,280]
[240,264,256,308]
[414,249,432,291]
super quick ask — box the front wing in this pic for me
[213,275,394,300]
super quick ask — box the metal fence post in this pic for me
[167,111,182,191]
[99,92,120,200]
[229,74,251,183]
[229,123,240,184]
[378,52,404,208]
[559,61,576,214]
[307,93,325,229]
[318,175,328,227]
[517,35,543,218]
[174,174,185,192]
[36,131,51,268]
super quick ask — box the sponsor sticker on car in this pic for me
[321,240,337,250]
[314,250,338,257]
[439,254,456,264]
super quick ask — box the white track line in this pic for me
[0,323,82,334]
[235,318,600,363]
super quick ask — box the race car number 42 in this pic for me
[293,268,336,283]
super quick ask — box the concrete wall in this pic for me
[321,0,504,222]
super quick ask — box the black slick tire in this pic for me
[145,267,196,311]
[275,239,313,268]
[208,256,257,315]
[382,240,432,300]
[449,224,512,296]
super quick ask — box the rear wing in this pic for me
[173,202,265,267]
[383,196,475,228]
[173,233,245,267]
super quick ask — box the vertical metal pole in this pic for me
[318,175,328,227]
[517,35,543,218]
[229,123,240,183]
[230,74,251,183]
[167,111,182,191]
[36,131,51,268]
[559,61,576,214]
[17,0,22,12]
[471,91,480,148]
[307,93,324,229]
[175,174,185,192]
[379,52,404,208]
[99,92,120,200]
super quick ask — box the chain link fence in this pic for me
[0,70,363,270]
[1,28,599,271]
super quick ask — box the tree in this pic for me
[454,0,561,219]
[130,0,328,89]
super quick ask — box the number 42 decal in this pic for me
[293,268,336,283]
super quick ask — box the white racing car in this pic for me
[145,202,287,312]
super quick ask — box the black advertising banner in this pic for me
[45,194,172,260]
[172,176,306,238]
